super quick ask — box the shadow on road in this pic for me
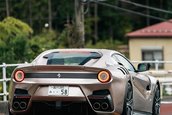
[30,101,97,115]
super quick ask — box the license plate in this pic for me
[48,86,69,96]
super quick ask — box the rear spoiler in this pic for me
[14,65,105,73]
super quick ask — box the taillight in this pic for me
[98,71,111,83]
[14,70,25,82]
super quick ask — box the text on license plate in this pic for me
[48,86,69,96]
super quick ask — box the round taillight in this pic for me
[14,70,25,82]
[98,71,111,83]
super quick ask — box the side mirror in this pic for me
[137,63,151,72]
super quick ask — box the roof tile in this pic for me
[127,19,172,38]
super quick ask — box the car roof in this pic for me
[32,48,123,65]
[40,48,121,55]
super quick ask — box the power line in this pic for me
[119,0,172,15]
[92,1,172,23]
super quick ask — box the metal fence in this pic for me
[1,61,172,101]
[0,63,27,101]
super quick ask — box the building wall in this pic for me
[129,38,172,70]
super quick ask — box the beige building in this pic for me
[126,20,172,70]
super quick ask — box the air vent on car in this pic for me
[118,67,129,75]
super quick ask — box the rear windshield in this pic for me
[43,52,101,65]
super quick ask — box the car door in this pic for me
[112,54,152,111]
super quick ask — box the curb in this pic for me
[0,101,9,115]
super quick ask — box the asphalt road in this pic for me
[133,102,172,115]
[134,113,150,115]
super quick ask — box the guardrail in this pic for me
[0,61,172,102]
[0,63,27,101]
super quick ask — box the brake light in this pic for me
[14,70,25,82]
[98,71,111,83]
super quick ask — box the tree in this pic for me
[0,17,33,63]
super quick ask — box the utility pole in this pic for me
[5,0,10,17]
[75,0,85,47]
[48,0,52,30]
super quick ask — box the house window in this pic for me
[142,47,163,69]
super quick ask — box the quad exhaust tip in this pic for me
[101,102,109,110]
[13,101,27,110]
[93,102,101,110]
[19,101,27,109]
[13,101,20,110]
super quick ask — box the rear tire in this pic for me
[122,82,133,115]
[152,85,160,115]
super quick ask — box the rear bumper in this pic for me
[9,77,127,114]
[10,85,115,114]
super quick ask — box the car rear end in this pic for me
[9,65,116,114]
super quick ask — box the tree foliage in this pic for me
[0,17,33,63]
